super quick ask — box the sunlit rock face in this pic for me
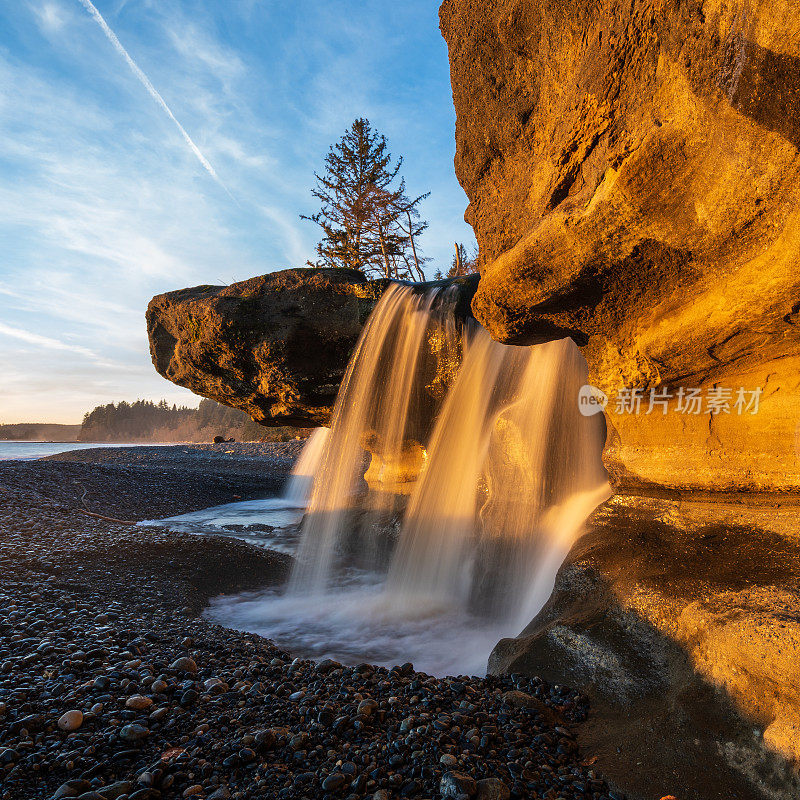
[146,269,383,427]
[363,441,428,495]
[439,0,800,492]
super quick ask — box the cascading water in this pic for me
[290,284,461,592]
[282,427,330,506]
[387,330,610,629]
[203,283,610,675]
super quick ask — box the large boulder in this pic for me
[146,269,384,427]
[147,269,480,428]
[440,0,800,493]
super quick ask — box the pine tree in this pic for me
[302,118,429,281]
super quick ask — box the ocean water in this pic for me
[0,441,163,461]
[140,497,306,555]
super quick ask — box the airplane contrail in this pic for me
[76,0,233,198]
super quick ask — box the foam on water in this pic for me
[207,580,504,677]
[141,497,304,554]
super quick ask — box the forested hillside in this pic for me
[78,399,300,442]
[0,423,82,441]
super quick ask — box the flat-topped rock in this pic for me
[147,268,382,427]
[147,269,479,429]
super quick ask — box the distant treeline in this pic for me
[0,423,82,441]
[78,398,300,443]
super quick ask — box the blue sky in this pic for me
[0,0,474,424]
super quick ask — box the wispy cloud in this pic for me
[165,19,245,86]
[0,321,106,362]
[260,205,311,267]
[75,0,232,197]
[33,2,68,32]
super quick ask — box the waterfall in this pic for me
[385,330,609,626]
[289,284,462,592]
[282,427,330,506]
[200,283,611,675]
[289,283,610,628]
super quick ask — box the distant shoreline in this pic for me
[0,422,82,442]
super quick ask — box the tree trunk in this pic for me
[407,211,424,282]
[376,213,391,278]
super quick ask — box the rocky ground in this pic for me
[0,446,620,800]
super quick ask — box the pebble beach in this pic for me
[0,445,619,800]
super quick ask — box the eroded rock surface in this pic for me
[489,496,800,799]
[147,269,383,427]
[440,0,800,492]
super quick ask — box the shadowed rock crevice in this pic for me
[719,38,800,151]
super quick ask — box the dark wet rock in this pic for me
[169,656,198,673]
[475,777,510,800]
[97,782,132,800]
[53,781,92,799]
[128,791,160,800]
[119,724,149,742]
[441,771,477,798]
[253,729,276,750]
[321,772,347,791]
[357,698,378,716]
